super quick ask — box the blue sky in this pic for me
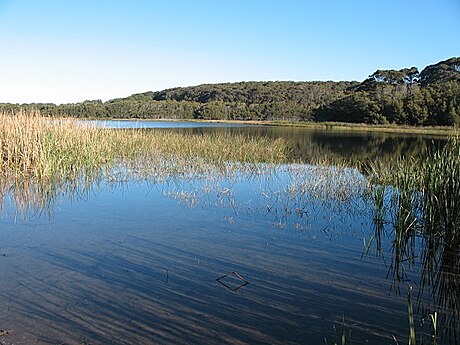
[0,0,459,103]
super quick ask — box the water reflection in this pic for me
[88,119,447,162]
[369,184,460,344]
[88,119,254,129]
[0,167,403,344]
[168,125,446,163]
[0,125,457,344]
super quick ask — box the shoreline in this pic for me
[77,117,460,136]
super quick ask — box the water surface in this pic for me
[88,119,253,129]
[91,119,446,162]
[0,122,457,345]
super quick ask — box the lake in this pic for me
[89,119,447,161]
[0,121,457,345]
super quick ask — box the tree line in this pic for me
[1,57,459,126]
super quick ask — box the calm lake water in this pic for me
[88,119,254,129]
[91,119,447,161]
[0,121,457,344]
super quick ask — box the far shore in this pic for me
[75,117,460,137]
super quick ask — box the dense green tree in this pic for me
[1,57,459,126]
[420,57,460,86]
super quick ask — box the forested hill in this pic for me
[2,57,460,126]
[147,81,357,104]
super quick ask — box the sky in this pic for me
[0,0,459,104]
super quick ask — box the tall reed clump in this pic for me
[422,137,460,247]
[365,138,460,344]
[366,137,460,247]
[0,109,290,179]
[0,109,117,181]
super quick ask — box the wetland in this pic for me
[0,112,458,344]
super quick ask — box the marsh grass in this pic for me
[365,137,460,248]
[1,109,458,343]
[0,109,289,177]
[0,109,290,212]
[364,138,460,344]
[324,316,351,345]
[1,109,115,180]
[421,138,460,246]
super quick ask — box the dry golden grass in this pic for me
[0,109,113,180]
[0,108,291,213]
[0,109,290,181]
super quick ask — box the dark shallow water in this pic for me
[0,122,457,345]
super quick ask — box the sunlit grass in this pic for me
[0,109,289,179]
[0,109,290,213]
[0,109,457,343]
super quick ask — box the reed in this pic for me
[421,138,460,246]
[0,109,289,180]
[324,316,350,345]
[0,109,290,212]
[0,109,115,180]
[365,137,460,245]
[364,138,460,344]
